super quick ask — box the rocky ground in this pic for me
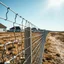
[43,32,64,64]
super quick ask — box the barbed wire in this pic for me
[11,37,42,63]
[0,1,39,30]
[0,33,43,64]
[0,16,41,33]
[0,34,42,47]
[32,38,42,54]
[23,39,42,64]
[0,1,43,64]
[32,45,40,63]
[2,36,42,64]
[32,40,42,64]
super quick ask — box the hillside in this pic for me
[43,32,64,64]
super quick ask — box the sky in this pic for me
[0,0,64,31]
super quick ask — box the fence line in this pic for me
[0,34,43,47]
[0,1,43,64]
[0,1,39,29]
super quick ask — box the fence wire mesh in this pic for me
[0,1,43,64]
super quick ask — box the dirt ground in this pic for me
[43,32,64,64]
[0,32,41,63]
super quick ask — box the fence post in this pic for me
[24,27,32,64]
[38,32,43,64]
[42,30,49,63]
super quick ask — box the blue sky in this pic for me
[0,0,64,31]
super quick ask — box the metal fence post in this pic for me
[24,27,32,64]
[39,33,43,64]
[42,30,49,63]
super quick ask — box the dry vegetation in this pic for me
[0,32,41,64]
[0,32,25,64]
[43,32,64,64]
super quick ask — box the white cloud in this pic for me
[47,0,64,9]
